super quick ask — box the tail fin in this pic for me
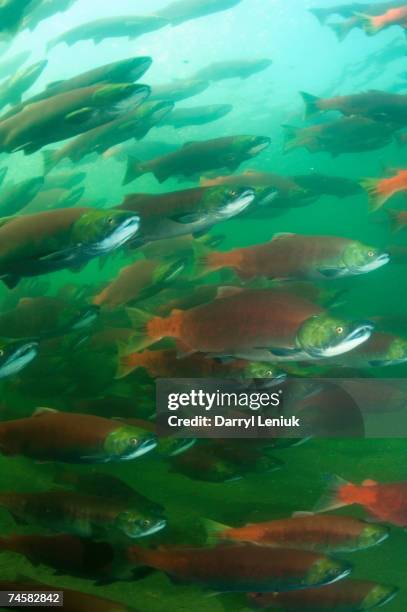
[328,21,351,42]
[309,8,329,25]
[125,307,157,350]
[191,238,230,278]
[353,12,380,35]
[314,475,352,513]
[202,518,231,546]
[386,209,403,233]
[42,149,57,175]
[123,157,144,186]
[360,177,388,212]
[281,125,301,153]
[115,343,143,379]
[199,250,233,278]
[300,91,321,117]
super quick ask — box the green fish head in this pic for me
[358,522,389,549]
[115,510,166,539]
[93,83,150,111]
[342,242,390,274]
[235,135,271,157]
[305,556,351,587]
[0,338,39,379]
[202,185,255,219]
[127,56,152,80]
[103,425,157,460]
[137,100,174,123]
[372,336,407,367]
[70,304,100,331]
[156,437,196,458]
[297,314,374,358]
[242,362,287,385]
[256,58,273,70]
[72,209,140,254]
[253,455,283,474]
[361,584,399,610]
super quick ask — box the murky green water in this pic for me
[0,0,406,611]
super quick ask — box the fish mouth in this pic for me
[72,306,100,330]
[307,321,375,358]
[256,187,279,207]
[246,372,287,390]
[98,215,141,252]
[0,340,39,379]
[26,60,48,78]
[163,438,196,457]
[218,187,255,218]
[248,137,271,156]
[353,253,390,273]
[369,357,407,367]
[132,518,167,539]
[130,56,152,80]
[64,186,85,207]
[215,104,233,118]
[151,101,174,123]
[362,585,399,609]
[122,436,157,460]
[115,85,151,113]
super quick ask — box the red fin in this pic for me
[314,474,352,513]
[362,479,378,486]
[176,339,197,358]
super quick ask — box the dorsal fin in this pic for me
[271,232,296,241]
[362,479,378,487]
[216,286,243,299]
[33,407,59,417]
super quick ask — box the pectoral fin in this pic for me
[267,346,303,357]
[2,274,20,289]
[65,107,94,124]
[317,267,343,278]
[38,249,75,263]
[170,212,202,223]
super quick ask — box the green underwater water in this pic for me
[0,0,406,611]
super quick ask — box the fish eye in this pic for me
[228,190,237,198]
[107,217,114,225]
[336,326,344,335]
[367,250,375,257]
[130,438,138,445]
[267,370,273,376]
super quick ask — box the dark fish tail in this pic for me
[300,91,321,118]
[328,21,351,41]
[281,124,301,153]
[360,177,387,212]
[123,157,145,185]
[309,8,329,24]
[386,209,403,233]
[42,149,58,175]
[314,475,352,513]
